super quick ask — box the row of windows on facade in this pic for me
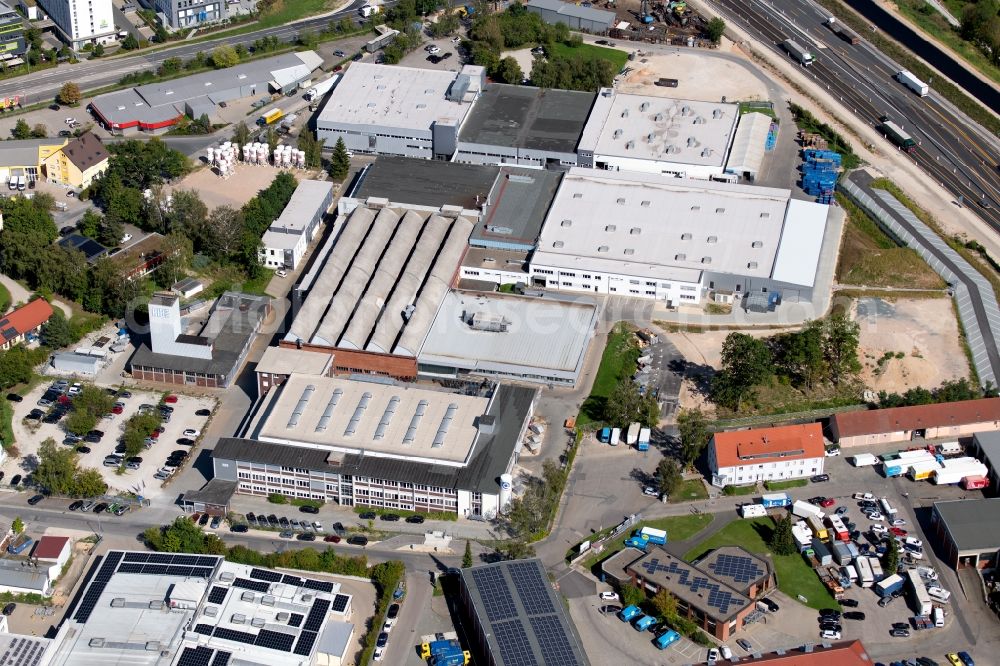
[545,280,697,300]
[239,466,453,494]
[238,479,461,505]
[532,269,697,291]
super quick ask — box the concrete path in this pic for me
[0,273,31,312]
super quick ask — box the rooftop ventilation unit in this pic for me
[707,235,718,243]
[630,227,642,235]
[713,108,722,118]
[148,601,165,610]
[748,261,758,269]
[344,392,372,437]
[625,140,634,150]
[469,312,509,332]
[432,404,459,448]
[315,388,344,432]
[694,116,706,124]
[624,248,635,255]
[752,240,763,248]
[616,198,625,205]
[219,572,235,583]
[675,253,686,261]
[572,192,583,199]
[687,137,697,147]
[231,614,247,625]
[647,133,655,143]
[691,205,700,211]
[621,109,629,118]
[403,401,428,444]
[560,219,572,227]
[681,233,692,240]
[145,642,161,652]
[701,256,712,264]
[374,396,400,440]
[276,612,290,622]
[640,101,650,111]
[613,129,622,138]
[203,606,219,617]
[552,241,564,248]
[654,113,663,122]
[508,174,535,184]
[89,639,105,648]
[606,224,617,232]
[640,201,650,207]
[111,598,126,608]
[416,103,427,109]
[287,385,315,428]
[761,212,770,218]
[598,245,609,253]
[701,148,713,157]
[715,207,725,214]
[251,618,266,628]
[681,105,690,115]
[241,591,255,602]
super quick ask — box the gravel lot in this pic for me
[7,381,216,501]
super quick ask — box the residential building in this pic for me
[46,550,356,666]
[254,346,334,397]
[91,51,321,132]
[36,0,116,49]
[708,423,825,487]
[578,90,739,179]
[129,292,270,388]
[30,535,70,580]
[736,641,873,665]
[138,0,225,30]
[0,1,26,59]
[931,498,1000,569]
[971,431,1000,493]
[0,298,53,350]
[0,137,68,186]
[316,63,484,160]
[259,179,333,270]
[602,546,772,640]
[459,559,590,666]
[212,377,536,519]
[42,132,109,189]
[529,168,831,306]
[524,0,614,33]
[829,398,1000,447]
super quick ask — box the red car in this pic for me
[112,406,123,414]
[57,395,72,405]
[820,498,836,508]
[323,535,341,543]
[164,395,178,404]
[149,430,160,439]
[890,527,907,538]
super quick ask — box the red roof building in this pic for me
[0,298,53,350]
[31,536,69,561]
[830,398,1000,447]
[708,423,826,488]
[737,640,871,664]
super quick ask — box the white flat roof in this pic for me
[256,346,333,377]
[419,291,598,379]
[532,168,789,280]
[255,374,490,465]
[579,89,739,167]
[317,63,472,132]
[261,228,305,250]
[270,179,332,233]
[770,198,829,287]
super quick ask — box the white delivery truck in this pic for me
[782,39,815,66]
[849,453,879,467]
[304,74,340,102]
[895,70,929,96]
[609,427,621,446]
[792,499,824,520]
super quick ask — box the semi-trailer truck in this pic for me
[257,108,284,126]
[792,499,823,520]
[825,17,860,43]
[304,75,340,102]
[876,573,905,597]
[782,39,815,66]
[895,70,929,96]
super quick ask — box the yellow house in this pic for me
[42,132,110,189]
[0,138,67,187]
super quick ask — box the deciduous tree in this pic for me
[677,408,708,469]
[58,82,82,106]
[211,45,239,69]
[769,515,796,556]
[11,119,30,139]
[706,17,726,44]
[656,457,682,497]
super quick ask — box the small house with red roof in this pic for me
[31,535,70,579]
[0,298,53,351]
[709,423,826,488]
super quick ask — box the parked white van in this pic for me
[932,607,944,627]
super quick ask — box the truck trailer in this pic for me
[761,493,792,508]
[792,499,823,520]
[932,458,989,485]
[895,70,929,96]
[782,39,815,65]
[626,422,641,446]
[740,503,767,518]
[637,427,651,451]
[257,108,284,126]
[878,119,918,153]
[876,574,905,597]
[304,74,340,101]
[637,527,667,544]
[849,453,879,467]
[854,555,874,587]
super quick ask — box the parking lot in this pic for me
[8,380,215,501]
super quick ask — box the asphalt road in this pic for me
[709,0,1000,233]
[0,0,369,104]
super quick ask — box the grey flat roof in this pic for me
[472,168,561,248]
[462,247,530,274]
[934,498,1000,552]
[182,479,237,506]
[214,383,536,495]
[352,157,499,210]
[419,290,597,380]
[0,559,49,591]
[460,559,590,666]
[270,179,333,233]
[459,84,595,154]
[974,431,1000,468]
[0,138,64,168]
[130,292,268,378]
[255,346,333,377]
[526,0,615,24]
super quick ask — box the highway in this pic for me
[0,0,368,104]
[709,0,1000,234]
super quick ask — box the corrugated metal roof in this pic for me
[770,198,829,287]
[831,398,1000,438]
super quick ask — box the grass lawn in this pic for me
[581,514,713,568]
[0,281,10,313]
[577,322,639,425]
[834,193,945,290]
[722,484,757,496]
[685,518,838,611]
[548,42,629,71]
[669,479,709,503]
[764,479,808,491]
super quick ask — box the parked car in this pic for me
[93,502,108,513]
[759,598,779,612]
[380,513,400,521]
[347,535,368,546]
[280,530,293,539]
[820,630,841,640]
[385,603,400,628]
[820,497,836,508]
[210,516,222,529]
[835,506,849,516]
[196,409,211,417]
[198,514,210,526]
[324,535,341,543]
[890,527,908,538]
[844,611,866,620]
[599,591,620,601]
[812,474,831,482]
[176,438,196,446]
[232,524,249,533]
[405,515,425,524]
[182,428,200,438]
[6,393,22,402]
[275,269,288,278]
[297,533,316,541]
[736,639,753,652]
[299,505,319,514]
[891,518,907,526]
[9,474,20,487]
[164,395,178,403]
[68,500,83,511]
[2,603,15,616]
[359,511,377,520]
[890,628,910,638]
[841,598,859,607]
[643,486,658,497]
[27,494,44,505]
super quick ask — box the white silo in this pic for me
[499,473,513,509]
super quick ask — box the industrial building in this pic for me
[524,0,615,33]
[578,90,739,179]
[529,168,830,306]
[459,559,590,666]
[0,298,53,350]
[708,423,826,487]
[213,377,536,519]
[138,0,225,29]
[129,292,270,388]
[725,112,774,182]
[0,557,53,596]
[46,550,356,666]
[254,346,334,397]
[316,63,484,159]
[469,167,562,252]
[931,498,1000,569]
[91,51,322,132]
[417,290,597,387]
[602,546,772,640]
[736,641,873,665]
[0,137,69,186]
[36,0,116,48]
[259,179,333,270]
[41,132,110,189]
[454,84,595,167]
[342,157,499,213]
[971,431,1000,494]
[829,398,1000,447]
[0,0,26,58]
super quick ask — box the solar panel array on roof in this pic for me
[470,568,518,621]
[208,586,229,605]
[74,551,124,622]
[493,619,537,666]
[178,646,215,666]
[232,578,270,593]
[303,598,331,632]
[331,594,350,613]
[292,630,318,656]
[0,637,47,666]
[639,557,740,616]
[250,568,283,583]
[706,553,765,585]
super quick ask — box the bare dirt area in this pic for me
[167,164,316,210]
[618,40,769,101]
[855,297,970,393]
